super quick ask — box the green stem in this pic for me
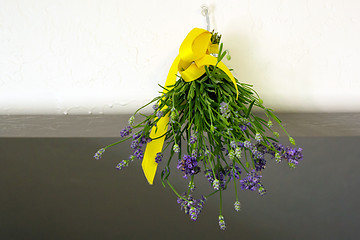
[104,136,133,149]
[187,175,194,195]
[206,189,219,198]
[167,180,186,201]
[219,188,223,215]
[232,162,239,201]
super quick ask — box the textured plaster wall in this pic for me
[0,0,360,114]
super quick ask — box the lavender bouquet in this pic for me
[94,28,303,230]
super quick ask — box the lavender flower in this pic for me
[134,149,144,160]
[220,102,230,119]
[228,164,242,180]
[129,155,136,162]
[284,147,303,167]
[173,144,180,153]
[275,152,281,163]
[94,148,105,160]
[120,126,132,137]
[230,140,237,149]
[250,145,266,171]
[205,169,215,184]
[155,152,163,163]
[255,133,262,143]
[152,103,159,111]
[212,179,220,190]
[229,150,236,160]
[240,122,252,131]
[267,120,273,128]
[116,160,129,170]
[132,132,142,140]
[177,195,191,214]
[244,140,253,149]
[130,140,138,149]
[234,201,241,212]
[190,135,197,144]
[177,154,199,177]
[136,136,150,148]
[156,110,163,118]
[254,156,266,172]
[270,142,303,167]
[188,181,196,192]
[234,110,239,118]
[191,150,197,158]
[128,115,135,126]
[240,170,262,191]
[218,215,226,230]
[254,158,266,172]
[189,207,199,221]
[205,169,227,190]
[177,194,206,221]
[272,142,285,153]
[235,147,242,159]
[258,184,267,196]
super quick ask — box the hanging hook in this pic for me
[201,5,210,31]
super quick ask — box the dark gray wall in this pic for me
[0,137,359,239]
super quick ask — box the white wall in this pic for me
[1,0,360,114]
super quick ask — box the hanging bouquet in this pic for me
[94,28,303,230]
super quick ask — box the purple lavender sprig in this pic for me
[218,215,226,230]
[204,169,227,190]
[177,154,200,178]
[94,148,105,160]
[156,110,163,118]
[177,194,207,221]
[240,170,262,192]
[268,142,303,167]
[120,126,132,137]
[234,201,241,212]
[190,135,197,144]
[155,152,163,163]
[220,102,230,119]
[116,160,129,170]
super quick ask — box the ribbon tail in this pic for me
[141,56,180,185]
[142,114,169,185]
[217,61,239,100]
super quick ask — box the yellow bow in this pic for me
[142,28,238,184]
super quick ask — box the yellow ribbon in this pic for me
[142,28,238,184]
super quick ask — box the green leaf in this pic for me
[245,100,255,118]
[187,82,195,101]
[205,65,212,77]
[218,51,227,63]
[253,115,267,124]
[267,110,282,124]
[157,84,170,92]
[218,43,223,58]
